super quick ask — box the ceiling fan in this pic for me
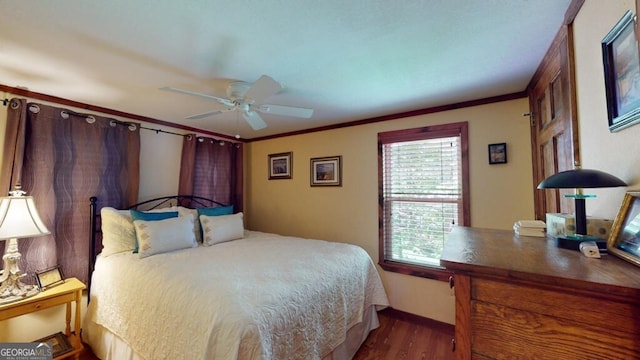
[161,75,313,131]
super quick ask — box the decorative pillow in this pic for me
[101,207,135,257]
[200,212,244,246]
[175,207,202,243]
[130,210,179,253]
[133,215,196,259]
[197,205,234,217]
[130,209,179,221]
[196,205,234,241]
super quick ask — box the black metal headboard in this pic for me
[88,195,227,297]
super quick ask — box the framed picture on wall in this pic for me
[488,143,507,165]
[268,152,292,180]
[602,10,640,132]
[310,156,342,186]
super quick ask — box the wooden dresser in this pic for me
[440,227,640,360]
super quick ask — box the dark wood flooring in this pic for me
[79,308,455,359]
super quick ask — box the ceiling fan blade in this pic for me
[256,103,314,118]
[160,86,235,107]
[242,110,267,130]
[185,110,225,120]
[244,75,282,103]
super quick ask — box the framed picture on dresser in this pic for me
[608,191,640,267]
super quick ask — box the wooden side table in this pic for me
[0,277,85,359]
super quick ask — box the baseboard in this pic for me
[379,307,455,335]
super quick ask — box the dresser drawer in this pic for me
[472,277,638,334]
[470,277,640,359]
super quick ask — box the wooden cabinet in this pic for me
[0,278,85,359]
[441,227,640,360]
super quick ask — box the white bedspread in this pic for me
[84,231,389,360]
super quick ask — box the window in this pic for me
[378,122,469,279]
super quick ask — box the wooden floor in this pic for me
[79,308,455,360]
[354,308,456,360]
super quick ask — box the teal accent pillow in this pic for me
[130,210,179,253]
[197,205,234,217]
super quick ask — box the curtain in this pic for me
[178,135,243,212]
[0,99,140,284]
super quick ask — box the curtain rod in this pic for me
[113,121,240,144]
[18,102,239,144]
[139,125,187,137]
[0,86,244,142]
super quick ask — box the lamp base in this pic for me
[0,238,39,305]
[0,272,39,305]
[555,234,607,251]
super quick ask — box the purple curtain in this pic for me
[178,135,243,212]
[0,99,140,284]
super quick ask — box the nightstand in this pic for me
[0,277,85,359]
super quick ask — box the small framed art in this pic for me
[602,10,640,132]
[35,265,65,290]
[268,152,292,180]
[607,191,640,267]
[34,332,73,358]
[488,143,507,165]
[310,156,342,186]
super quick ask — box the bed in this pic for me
[82,195,389,360]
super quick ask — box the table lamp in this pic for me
[0,187,50,304]
[537,168,626,250]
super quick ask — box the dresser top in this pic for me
[440,227,640,298]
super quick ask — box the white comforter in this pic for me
[84,231,389,360]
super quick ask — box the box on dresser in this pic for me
[546,213,612,240]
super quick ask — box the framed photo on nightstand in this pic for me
[35,266,65,291]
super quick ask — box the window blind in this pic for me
[381,135,462,266]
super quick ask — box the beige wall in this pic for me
[246,98,533,323]
[574,0,640,218]
[138,128,184,201]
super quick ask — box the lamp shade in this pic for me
[0,194,50,240]
[537,169,627,189]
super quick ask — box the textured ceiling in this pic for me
[0,0,572,139]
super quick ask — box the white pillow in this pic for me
[101,207,135,257]
[200,212,244,246]
[176,207,202,243]
[133,214,197,259]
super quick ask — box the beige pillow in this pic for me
[200,213,244,246]
[101,207,135,257]
[134,215,197,258]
